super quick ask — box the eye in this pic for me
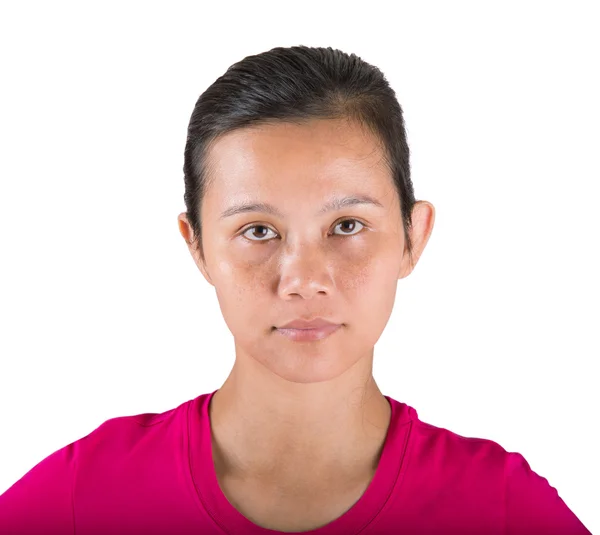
[240,219,366,242]
[332,218,365,236]
[241,224,278,242]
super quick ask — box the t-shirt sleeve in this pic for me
[505,451,591,535]
[0,443,76,535]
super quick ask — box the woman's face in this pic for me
[180,118,423,384]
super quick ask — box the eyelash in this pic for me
[240,218,367,243]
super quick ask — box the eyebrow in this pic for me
[219,194,385,220]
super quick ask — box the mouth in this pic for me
[274,323,342,342]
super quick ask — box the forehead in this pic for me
[205,119,390,194]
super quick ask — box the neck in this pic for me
[208,353,392,484]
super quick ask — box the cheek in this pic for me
[215,260,271,318]
[340,247,401,311]
[212,258,258,308]
[212,253,259,287]
[337,240,396,294]
[338,250,372,292]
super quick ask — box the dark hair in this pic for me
[183,45,416,266]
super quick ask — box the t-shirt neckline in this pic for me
[188,389,411,535]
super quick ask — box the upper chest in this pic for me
[216,472,374,532]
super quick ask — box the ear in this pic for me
[177,213,214,286]
[398,201,436,280]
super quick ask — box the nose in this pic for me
[276,241,334,299]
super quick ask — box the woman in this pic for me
[0,45,590,535]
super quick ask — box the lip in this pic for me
[276,323,342,342]
[279,318,339,329]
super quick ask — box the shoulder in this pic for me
[408,416,511,474]
[73,397,192,464]
[404,416,590,533]
[0,397,193,533]
[1,397,193,499]
[503,450,591,533]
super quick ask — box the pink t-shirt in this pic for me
[0,390,591,534]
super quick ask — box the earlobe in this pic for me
[177,213,193,244]
[398,201,436,280]
[178,213,214,286]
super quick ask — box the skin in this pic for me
[178,117,435,529]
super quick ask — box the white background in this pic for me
[0,1,598,531]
